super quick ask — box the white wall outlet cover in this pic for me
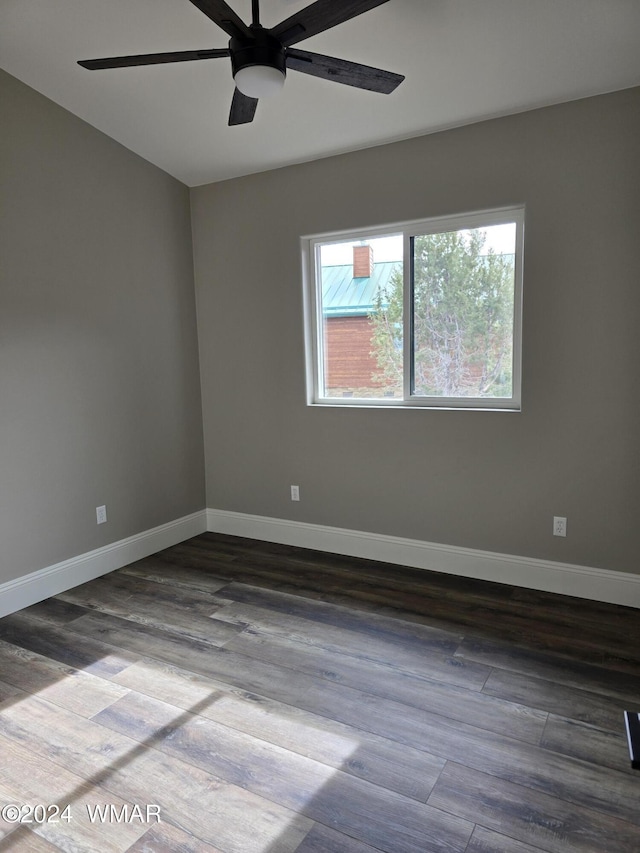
[553,516,567,537]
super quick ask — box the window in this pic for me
[303,206,524,410]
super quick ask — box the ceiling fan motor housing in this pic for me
[230,27,287,79]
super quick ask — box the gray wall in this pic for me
[192,86,640,575]
[3,68,637,586]
[1,70,205,583]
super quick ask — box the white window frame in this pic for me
[302,205,524,411]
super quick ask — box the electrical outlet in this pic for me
[553,516,567,537]
[290,485,300,501]
[96,505,107,525]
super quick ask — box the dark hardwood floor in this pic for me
[0,532,639,852]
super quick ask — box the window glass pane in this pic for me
[410,223,516,399]
[318,235,403,399]
[306,208,522,409]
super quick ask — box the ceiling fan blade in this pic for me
[286,48,404,93]
[229,88,258,125]
[271,0,391,47]
[78,48,229,70]
[187,0,251,38]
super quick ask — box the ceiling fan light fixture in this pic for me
[234,64,286,99]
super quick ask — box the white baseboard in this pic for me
[206,508,640,609]
[4,507,637,618]
[0,510,208,619]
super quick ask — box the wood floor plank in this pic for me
[465,825,550,853]
[154,545,242,580]
[120,556,231,596]
[292,823,386,852]
[125,821,225,852]
[483,667,631,732]
[159,536,240,565]
[156,541,516,647]
[111,658,444,802]
[172,538,640,669]
[0,638,129,718]
[224,628,547,745]
[428,761,640,853]
[0,611,139,677]
[156,541,454,622]
[214,583,463,653]
[0,830,62,851]
[0,677,24,707]
[0,733,149,852]
[505,586,640,643]
[200,532,638,642]
[20,597,89,626]
[0,695,313,853]
[160,542,476,634]
[217,534,640,657]
[93,690,474,853]
[540,714,632,773]
[66,609,239,663]
[58,571,241,647]
[214,596,465,673]
[175,536,499,605]
[224,613,490,693]
[0,693,148,785]
[456,636,640,704]
[386,705,640,828]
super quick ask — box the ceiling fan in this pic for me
[78,0,404,125]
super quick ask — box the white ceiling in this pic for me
[3,0,640,187]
